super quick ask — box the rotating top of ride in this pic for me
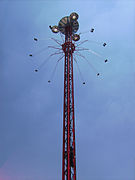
[49,12,80,41]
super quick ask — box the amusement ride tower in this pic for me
[50,12,80,180]
[29,11,108,180]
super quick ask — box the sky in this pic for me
[0,0,135,180]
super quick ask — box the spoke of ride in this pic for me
[76,39,106,46]
[35,51,63,71]
[75,52,99,75]
[48,55,64,82]
[75,47,105,61]
[74,56,85,84]
[75,40,88,47]
[51,37,62,46]
[48,45,62,50]
[30,46,49,57]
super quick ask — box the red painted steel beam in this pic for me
[62,50,66,180]
[67,26,71,180]
[62,25,76,180]
[71,46,76,180]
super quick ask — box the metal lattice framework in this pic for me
[49,13,80,180]
[29,12,108,180]
[62,26,76,180]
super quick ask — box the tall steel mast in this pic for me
[50,12,80,180]
[29,11,108,180]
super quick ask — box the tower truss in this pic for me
[62,26,76,180]
[29,12,109,180]
[50,13,79,180]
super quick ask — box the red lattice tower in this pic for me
[29,11,108,180]
[50,13,80,180]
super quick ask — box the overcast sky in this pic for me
[0,0,135,180]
